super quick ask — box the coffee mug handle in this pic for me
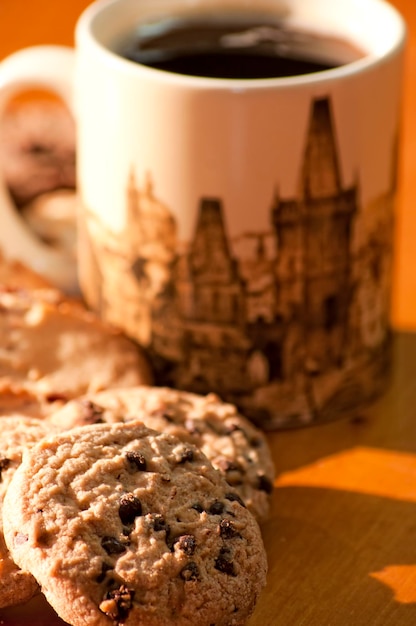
[0,45,77,292]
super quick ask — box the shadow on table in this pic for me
[250,484,416,626]
[0,594,64,626]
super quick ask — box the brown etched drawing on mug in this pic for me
[80,171,177,346]
[80,96,397,428]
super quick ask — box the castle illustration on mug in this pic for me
[79,96,397,427]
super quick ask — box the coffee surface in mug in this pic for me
[119,12,366,79]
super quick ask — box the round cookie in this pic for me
[48,386,275,522]
[0,100,75,208]
[0,250,53,290]
[0,415,54,607]
[0,384,44,418]
[3,421,267,626]
[21,189,77,258]
[0,100,78,292]
[0,286,152,416]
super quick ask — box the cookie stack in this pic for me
[0,276,152,418]
[0,400,272,624]
[49,386,275,524]
[0,262,273,625]
[0,99,78,293]
[2,420,268,625]
[0,416,53,608]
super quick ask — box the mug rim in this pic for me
[75,0,407,91]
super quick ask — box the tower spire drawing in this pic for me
[299,96,342,198]
[273,95,357,373]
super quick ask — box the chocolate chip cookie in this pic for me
[0,415,54,607]
[0,384,44,418]
[3,421,267,626]
[0,286,152,416]
[0,100,75,209]
[0,250,53,290]
[48,386,275,522]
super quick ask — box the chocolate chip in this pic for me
[148,513,169,534]
[172,534,196,556]
[218,519,241,539]
[214,557,236,576]
[35,530,52,547]
[151,409,175,423]
[79,399,104,424]
[45,392,68,403]
[225,422,243,435]
[257,474,273,494]
[99,584,134,620]
[119,494,143,525]
[101,536,127,555]
[96,562,113,583]
[216,459,240,473]
[0,458,11,481]
[215,459,243,486]
[225,493,246,508]
[177,447,194,464]
[191,503,204,514]
[214,548,237,576]
[125,451,147,472]
[180,562,200,581]
[209,501,225,515]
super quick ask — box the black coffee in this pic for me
[119,13,365,79]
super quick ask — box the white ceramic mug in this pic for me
[0,0,406,428]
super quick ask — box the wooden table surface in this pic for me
[0,333,414,623]
[1,1,416,625]
[0,0,416,330]
[249,331,416,625]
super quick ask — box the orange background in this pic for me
[0,0,415,330]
